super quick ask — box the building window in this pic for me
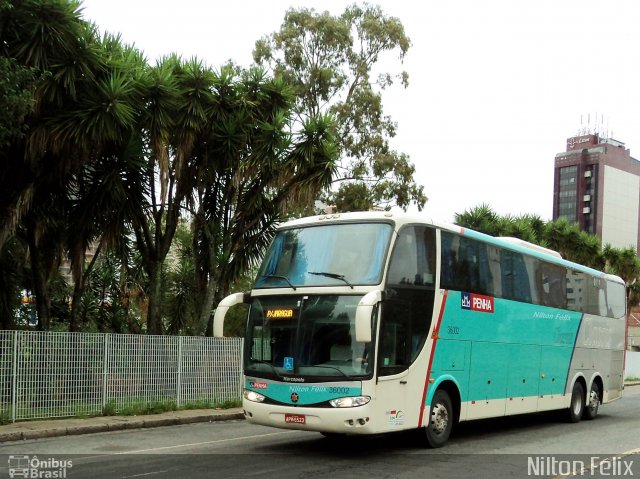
[558,166,578,222]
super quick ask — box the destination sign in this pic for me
[265,308,297,319]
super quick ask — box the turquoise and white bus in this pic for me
[214,211,627,447]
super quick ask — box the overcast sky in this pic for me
[79,0,640,223]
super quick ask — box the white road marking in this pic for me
[119,471,169,478]
[114,430,301,454]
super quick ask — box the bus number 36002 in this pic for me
[328,387,350,394]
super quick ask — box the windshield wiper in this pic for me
[249,358,282,379]
[308,271,354,289]
[259,274,297,290]
[308,364,352,379]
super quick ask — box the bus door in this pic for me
[376,225,436,430]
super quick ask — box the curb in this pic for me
[0,409,245,443]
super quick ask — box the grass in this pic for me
[625,377,640,382]
[101,397,241,417]
[0,411,12,426]
[0,398,241,425]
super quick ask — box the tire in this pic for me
[567,381,585,423]
[583,382,601,420]
[424,389,454,448]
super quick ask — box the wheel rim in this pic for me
[588,389,599,413]
[430,402,449,435]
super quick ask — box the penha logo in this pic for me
[249,381,268,390]
[461,292,494,313]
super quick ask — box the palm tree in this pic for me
[190,66,338,335]
[0,0,103,248]
[454,204,501,236]
[1,1,148,330]
[130,55,215,335]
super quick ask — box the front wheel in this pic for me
[424,389,454,448]
[567,381,585,423]
[583,382,601,420]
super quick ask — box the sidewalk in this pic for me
[0,407,244,443]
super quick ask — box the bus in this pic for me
[213,211,627,447]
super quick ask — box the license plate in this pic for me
[285,413,306,424]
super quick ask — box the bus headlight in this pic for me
[243,389,266,403]
[329,396,371,408]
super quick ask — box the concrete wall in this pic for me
[601,165,640,250]
[625,351,640,379]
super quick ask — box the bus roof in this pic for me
[278,211,624,285]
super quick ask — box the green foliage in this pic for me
[0,57,35,148]
[101,398,241,417]
[165,221,198,335]
[455,204,640,283]
[0,236,30,329]
[0,410,11,426]
[102,399,178,416]
[254,4,426,212]
[189,65,338,335]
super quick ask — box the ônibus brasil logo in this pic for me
[8,455,73,478]
[461,292,494,313]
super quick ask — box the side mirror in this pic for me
[213,292,249,338]
[355,290,382,343]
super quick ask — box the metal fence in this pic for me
[0,331,243,423]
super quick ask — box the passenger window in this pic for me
[440,232,496,296]
[502,250,533,303]
[538,264,567,308]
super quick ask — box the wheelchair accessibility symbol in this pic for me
[284,356,294,371]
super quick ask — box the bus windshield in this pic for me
[254,222,393,289]
[246,295,373,380]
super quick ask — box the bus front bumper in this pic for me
[243,400,376,434]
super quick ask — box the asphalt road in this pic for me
[2,386,640,478]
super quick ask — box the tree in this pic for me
[165,221,198,335]
[602,245,640,314]
[0,1,148,330]
[253,4,426,212]
[0,236,29,329]
[190,66,338,335]
[129,55,215,335]
[0,56,35,150]
[455,204,640,280]
[0,0,104,248]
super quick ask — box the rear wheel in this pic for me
[567,381,585,423]
[583,382,601,420]
[424,389,453,448]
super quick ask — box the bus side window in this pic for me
[538,263,567,309]
[502,250,533,303]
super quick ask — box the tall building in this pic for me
[553,134,640,252]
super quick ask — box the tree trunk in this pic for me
[201,277,217,336]
[146,261,164,334]
[69,278,84,332]
[26,221,52,331]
